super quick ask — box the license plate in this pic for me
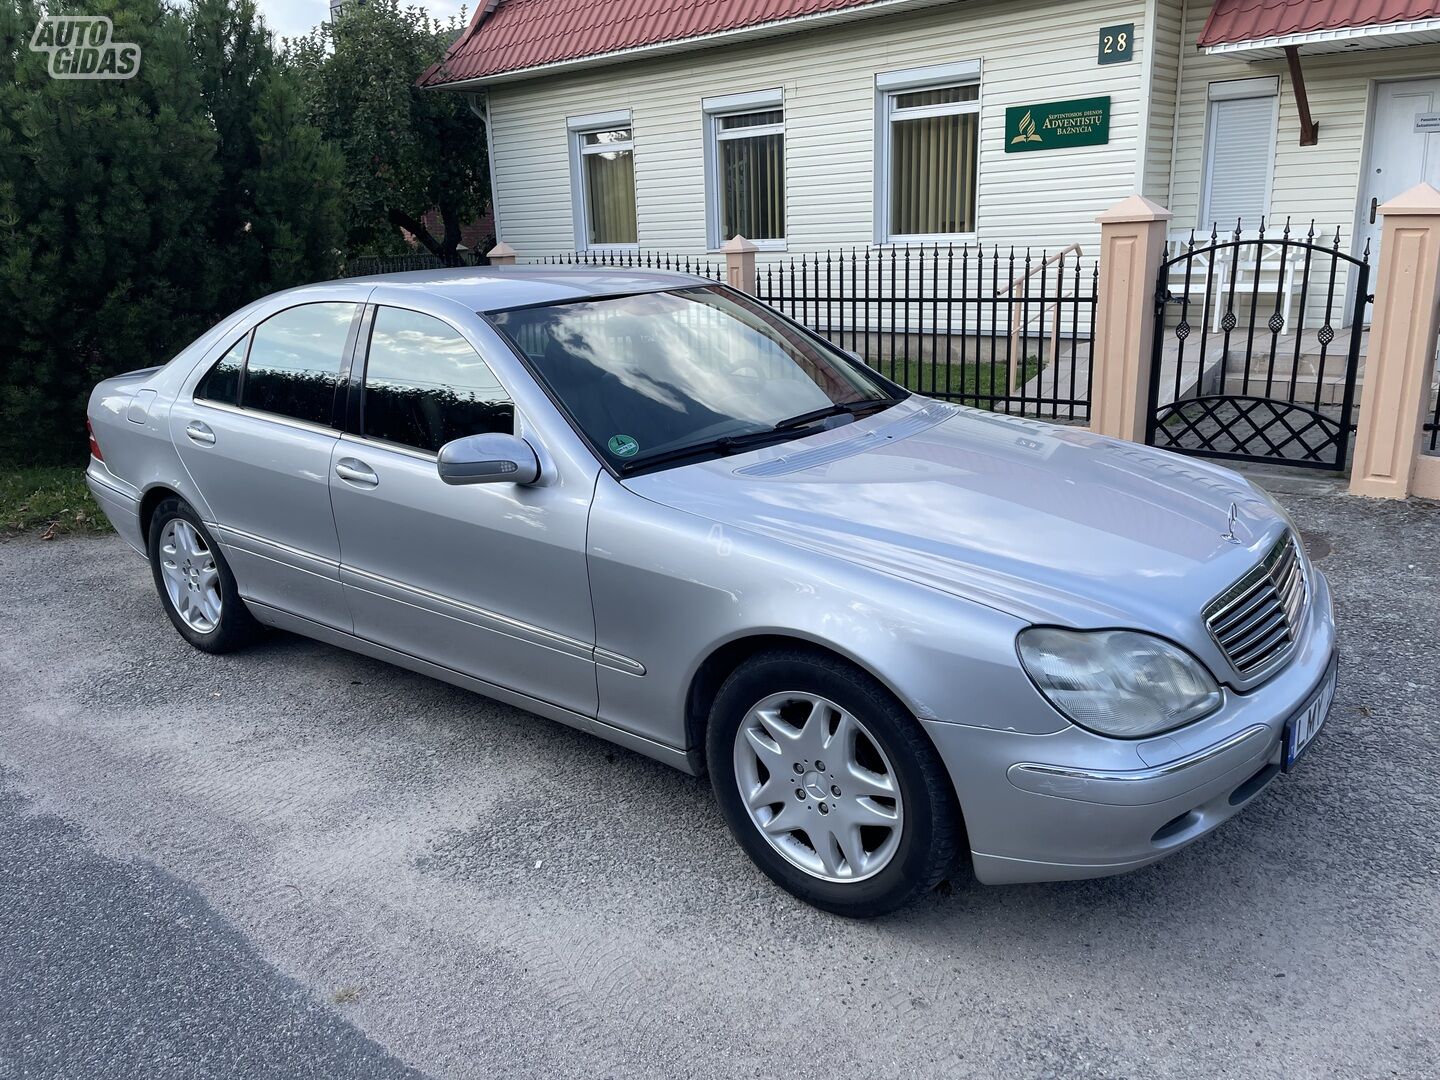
[1284,658,1337,771]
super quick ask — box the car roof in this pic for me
[338,265,715,312]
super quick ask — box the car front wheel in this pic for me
[707,648,961,917]
[147,496,260,654]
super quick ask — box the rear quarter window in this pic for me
[194,335,248,407]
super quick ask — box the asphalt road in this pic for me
[1,488,1437,1079]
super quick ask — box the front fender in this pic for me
[586,475,1065,758]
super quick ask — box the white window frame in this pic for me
[703,88,786,251]
[567,109,638,252]
[874,60,982,244]
[1199,77,1280,235]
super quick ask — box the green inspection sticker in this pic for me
[607,433,640,458]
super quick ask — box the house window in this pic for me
[877,61,981,241]
[569,111,638,249]
[1200,78,1279,230]
[704,89,785,248]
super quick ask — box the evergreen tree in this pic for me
[188,0,345,293]
[0,0,221,465]
[0,0,346,464]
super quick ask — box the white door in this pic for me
[1359,79,1440,259]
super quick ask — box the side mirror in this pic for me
[437,432,541,486]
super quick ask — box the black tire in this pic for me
[146,496,261,654]
[707,647,961,917]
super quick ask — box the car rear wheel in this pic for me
[147,497,260,653]
[707,648,961,917]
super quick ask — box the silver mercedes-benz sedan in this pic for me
[86,268,1336,916]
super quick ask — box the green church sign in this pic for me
[1004,96,1111,153]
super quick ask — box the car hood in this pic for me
[621,399,1289,630]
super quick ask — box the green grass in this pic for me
[0,467,112,538]
[876,358,1043,404]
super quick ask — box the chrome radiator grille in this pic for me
[1204,533,1307,677]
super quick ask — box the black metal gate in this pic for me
[1146,221,1371,471]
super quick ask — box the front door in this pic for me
[1359,78,1440,259]
[328,304,599,718]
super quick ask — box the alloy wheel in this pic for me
[732,691,904,883]
[158,517,222,634]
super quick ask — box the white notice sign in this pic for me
[1415,112,1440,132]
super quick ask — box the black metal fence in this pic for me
[526,244,1098,422]
[1148,220,1370,471]
[1426,378,1439,455]
[344,251,487,277]
[531,249,724,280]
[755,244,1097,421]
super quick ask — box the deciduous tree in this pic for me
[290,0,489,265]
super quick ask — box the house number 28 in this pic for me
[1098,23,1134,65]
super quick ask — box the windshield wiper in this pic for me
[618,427,801,474]
[619,397,898,475]
[771,397,896,431]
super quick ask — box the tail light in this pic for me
[87,418,104,462]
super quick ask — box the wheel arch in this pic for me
[684,632,925,777]
[138,484,184,544]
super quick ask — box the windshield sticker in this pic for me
[607,434,640,458]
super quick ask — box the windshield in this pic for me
[489,286,897,469]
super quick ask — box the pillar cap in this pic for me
[1095,194,1173,225]
[487,241,517,258]
[1379,182,1440,216]
[719,235,759,253]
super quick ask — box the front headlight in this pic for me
[1016,628,1222,738]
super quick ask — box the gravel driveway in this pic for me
[1,488,1436,1079]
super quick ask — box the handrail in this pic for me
[997,245,1084,392]
[996,243,1083,298]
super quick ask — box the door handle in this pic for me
[185,421,216,446]
[335,458,379,486]
[1370,197,1378,225]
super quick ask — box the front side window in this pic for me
[362,306,513,453]
[242,302,358,426]
[574,124,637,248]
[882,80,979,239]
[707,97,785,246]
[490,286,896,471]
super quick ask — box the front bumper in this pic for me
[924,568,1337,885]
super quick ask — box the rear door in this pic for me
[172,300,362,630]
[328,303,598,716]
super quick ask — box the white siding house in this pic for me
[475,0,1151,258]
[420,0,1440,269]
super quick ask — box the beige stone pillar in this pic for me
[720,235,758,294]
[1349,183,1440,500]
[1089,195,1173,442]
[486,241,517,266]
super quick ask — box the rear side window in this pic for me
[195,335,248,406]
[362,307,513,453]
[242,302,358,426]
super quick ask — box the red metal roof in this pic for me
[419,0,888,87]
[1199,0,1440,47]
